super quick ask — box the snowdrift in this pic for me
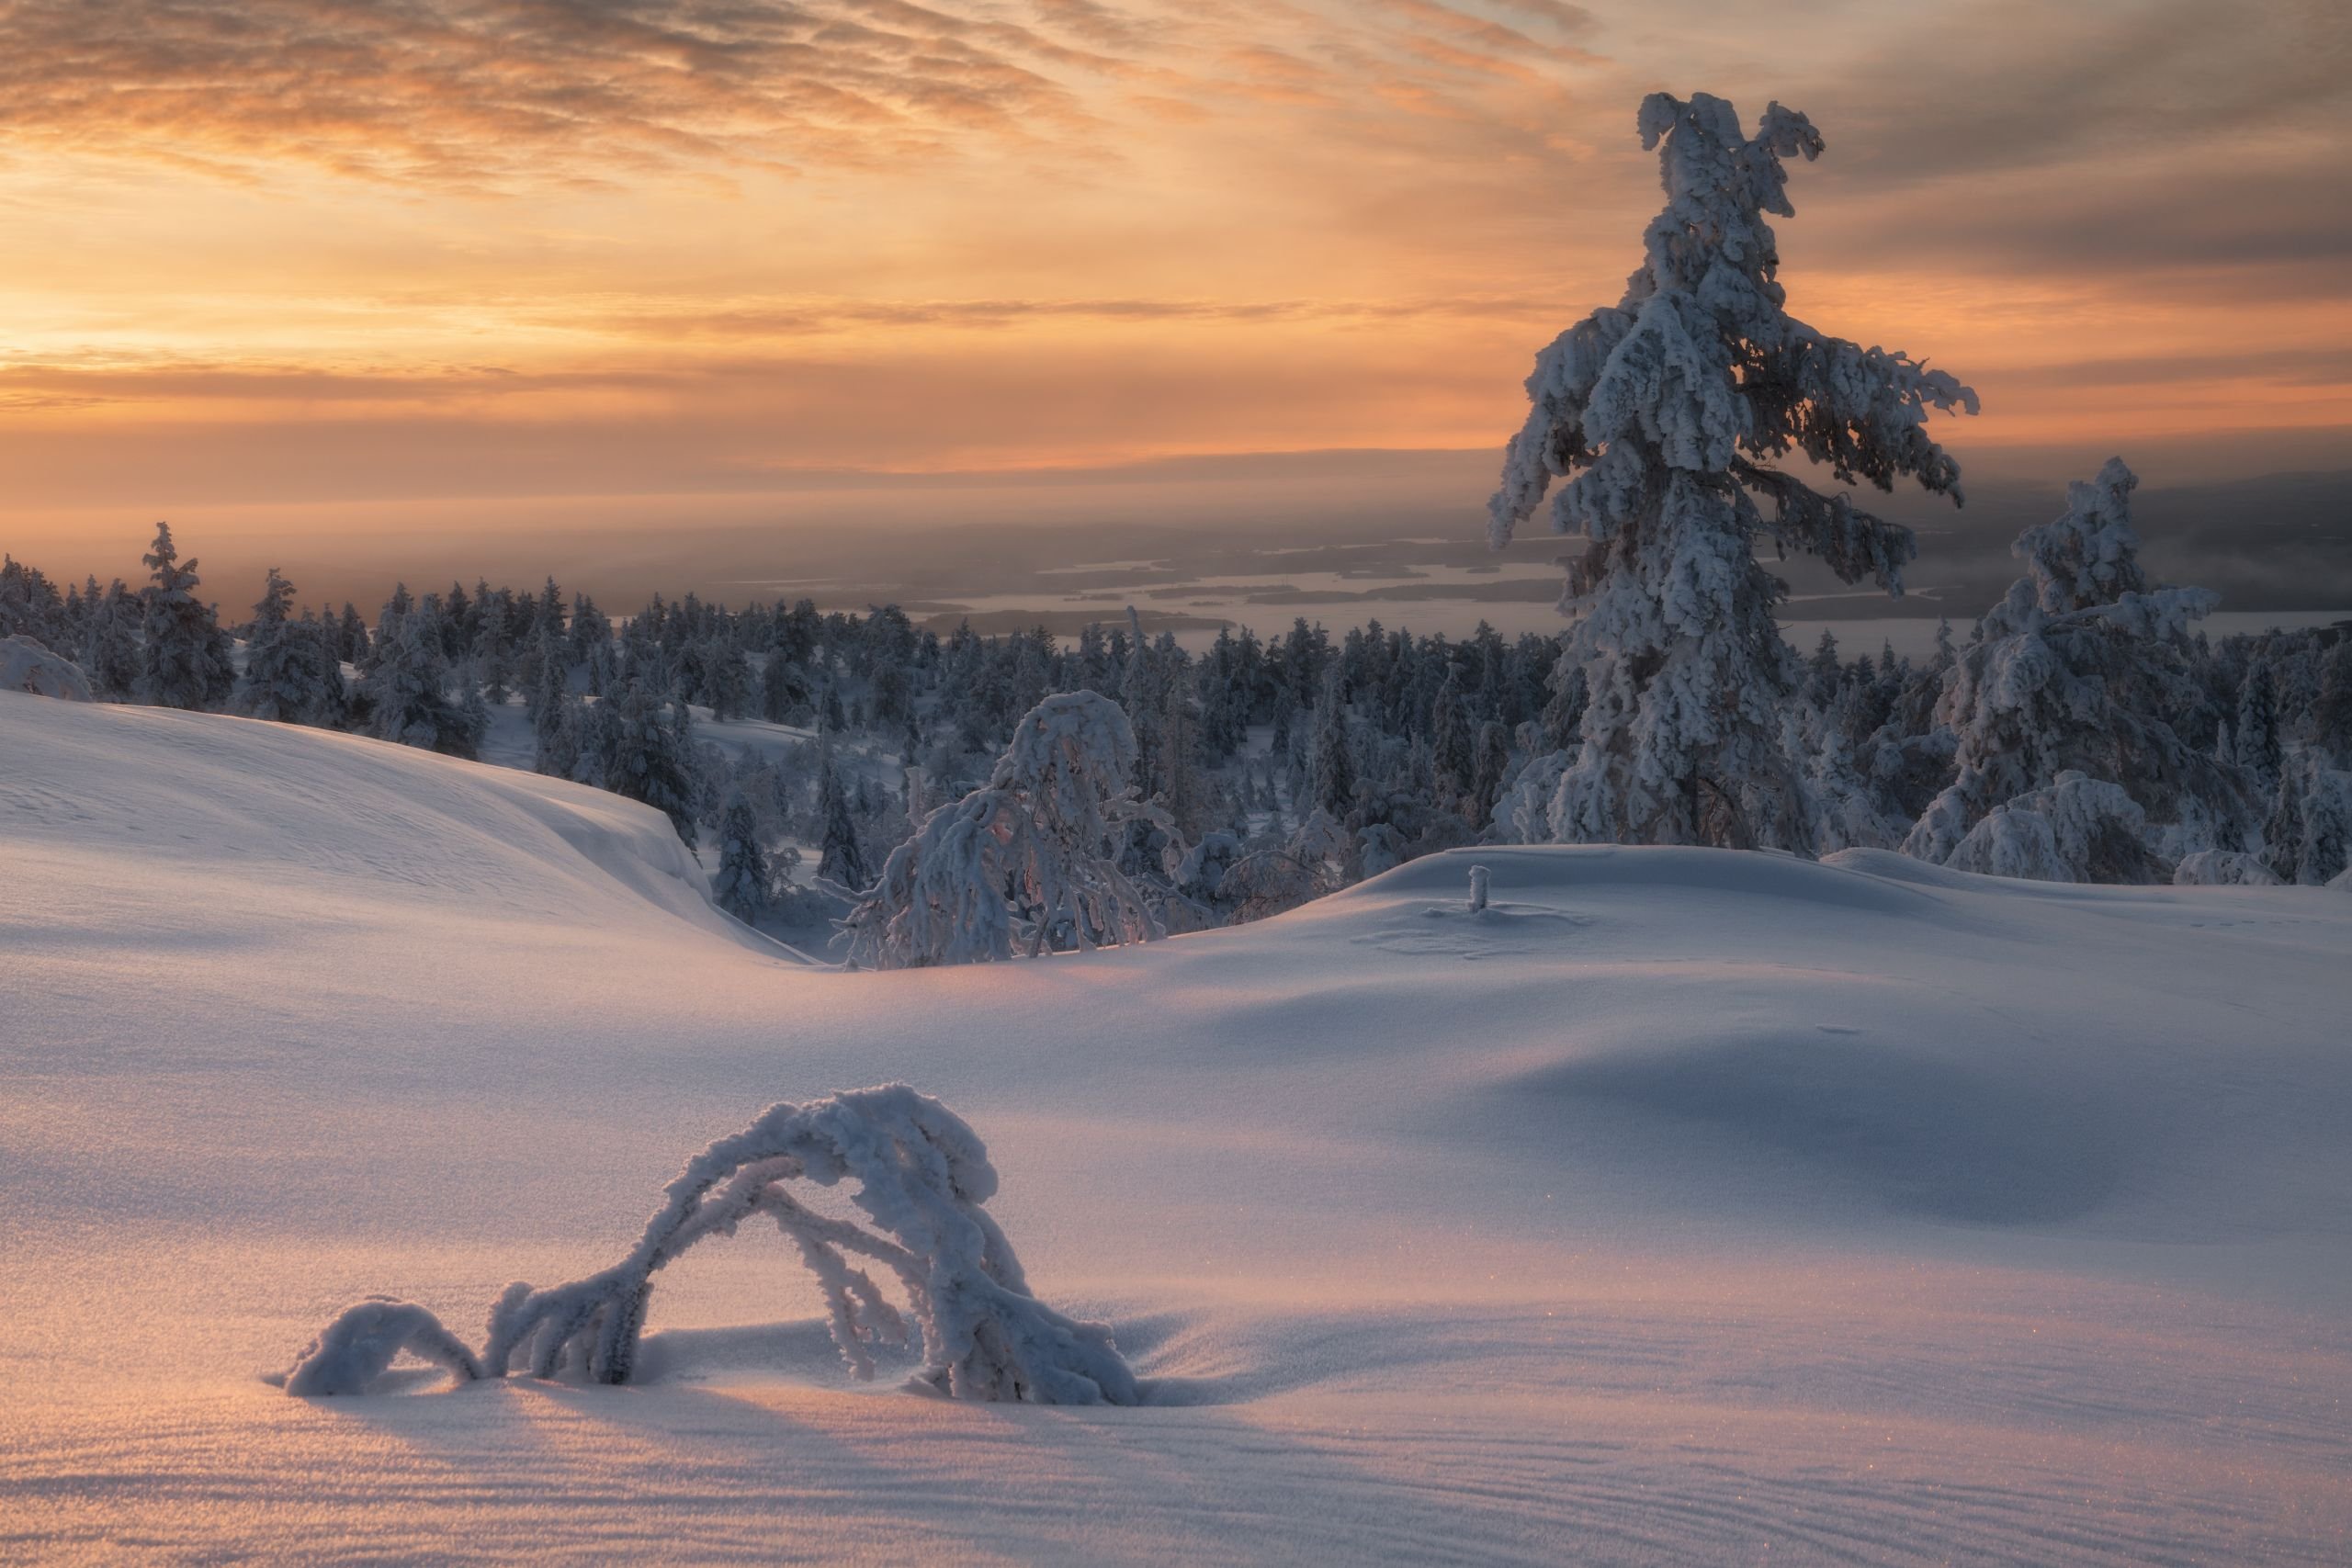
[6,693,2350,1564]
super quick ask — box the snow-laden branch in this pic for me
[277,1086,1137,1405]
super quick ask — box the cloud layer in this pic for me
[0,0,2345,550]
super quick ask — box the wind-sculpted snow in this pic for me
[7,695,2352,1563]
[279,1087,1137,1405]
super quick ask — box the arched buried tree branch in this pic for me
[277,1086,1137,1405]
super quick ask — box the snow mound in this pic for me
[0,689,790,957]
[0,635,92,700]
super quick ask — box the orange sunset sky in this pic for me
[2,0,2346,574]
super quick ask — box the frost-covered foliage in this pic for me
[1489,92,1975,851]
[279,1087,1136,1404]
[840,692,1167,968]
[0,635,93,700]
[1904,461,2253,878]
[1941,773,2165,885]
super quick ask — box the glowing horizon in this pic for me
[3,0,2346,548]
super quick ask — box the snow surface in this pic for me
[5,690,2350,1563]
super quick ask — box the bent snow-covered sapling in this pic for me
[277,1086,1137,1404]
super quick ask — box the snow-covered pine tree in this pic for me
[1487,92,1976,850]
[137,522,224,709]
[1903,459,2253,878]
[757,645,808,725]
[817,745,872,893]
[710,791,772,924]
[1309,664,1355,818]
[232,568,320,723]
[839,691,1170,968]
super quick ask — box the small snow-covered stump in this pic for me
[1468,864,1491,913]
[279,1086,1136,1405]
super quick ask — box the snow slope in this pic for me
[4,690,2350,1564]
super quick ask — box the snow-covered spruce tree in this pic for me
[232,568,328,723]
[1903,459,2253,878]
[279,1086,1136,1404]
[137,522,225,710]
[839,691,1169,969]
[1488,93,1976,850]
[711,791,772,924]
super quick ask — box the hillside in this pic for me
[4,690,2349,1564]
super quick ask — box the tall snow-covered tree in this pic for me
[1904,459,2253,878]
[1487,92,1977,850]
[839,691,1170,969]
[138,522,224,710]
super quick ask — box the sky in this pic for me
[1,0,2347,602]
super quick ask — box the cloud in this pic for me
[0,0,1120,186]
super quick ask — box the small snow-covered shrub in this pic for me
[279,1086,1136,1405]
